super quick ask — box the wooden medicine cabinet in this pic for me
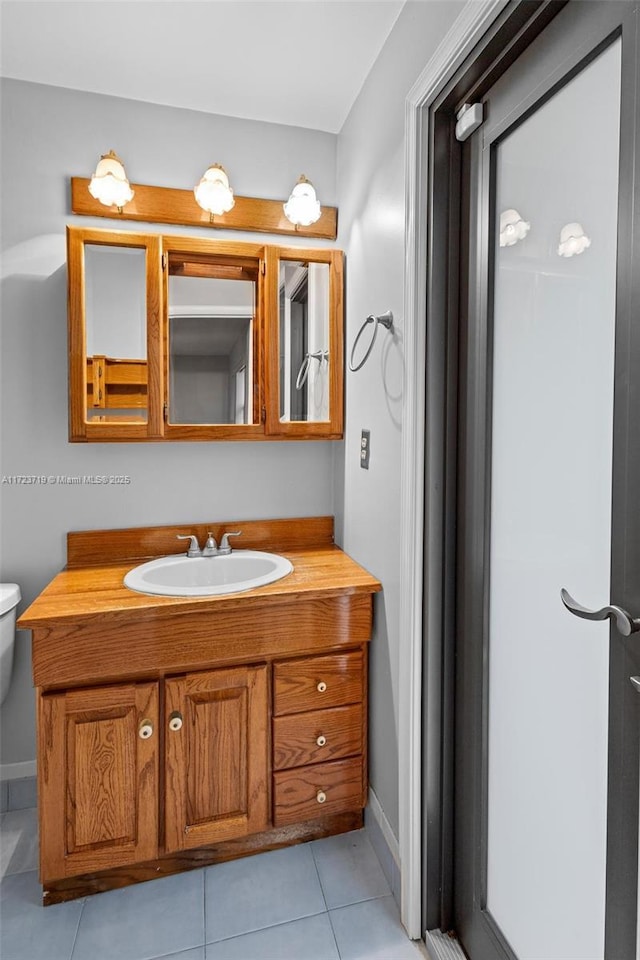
[67,226,343,442]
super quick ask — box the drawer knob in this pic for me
[138,719,154,740]
[317,681,327,693]
[316,790,327,804]
[168,711,183,732]
[316,735,327,747]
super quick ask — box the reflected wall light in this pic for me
[88,150,134,212]
[194,163,235,218]
[284,175,321,227]
[499,208,530,247]
[558,222,591,257]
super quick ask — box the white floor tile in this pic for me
[205,913,339,960]
[0,810,421,960]
[330,896,426,960]
[71,870,205,960]
[312,829,391,908]
[205,844,325,944]
[0,870,84,960]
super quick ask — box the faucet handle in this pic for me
[176,534,202,558]
[219,531,242,554]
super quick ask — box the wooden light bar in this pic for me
[71,178,338,241]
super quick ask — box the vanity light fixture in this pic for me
[194,163,235,219]
[283,175,321,227]
[72,171,337,240]
[499,208,530,247]
[558,222,591,258]
[88,150,134,212]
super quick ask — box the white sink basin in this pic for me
[124,550,293,598]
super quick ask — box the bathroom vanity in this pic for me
[17,517,380,904]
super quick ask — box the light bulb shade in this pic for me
[283,175,321,227]
[194,163,235,215]
[558,222,591,258]
[88,150,134,208]
[499,208,530,247]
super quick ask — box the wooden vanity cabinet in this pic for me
[21,519,381,903]
[36,644,369,898]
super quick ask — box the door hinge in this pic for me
[261,261,266,276]
[163,402,168,421]
[161,253,167,270]
[261,405,266,423]
[455,102,484,142]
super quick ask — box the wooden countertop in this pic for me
[18,544,381,631]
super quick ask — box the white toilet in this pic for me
[0,584,21,705]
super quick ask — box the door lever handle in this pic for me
[560,588,640,637]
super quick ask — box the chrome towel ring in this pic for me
[295,350,328,390]
[348,311,394,372]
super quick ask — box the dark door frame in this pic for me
[419,1,640,955]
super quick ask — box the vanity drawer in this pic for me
[273,703,363,770]
[273,757,364,826]
[273,650,363,716]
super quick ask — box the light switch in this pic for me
[360,429,370,469]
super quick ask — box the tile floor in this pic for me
[0,807,427,960]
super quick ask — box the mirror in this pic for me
[167,255,257,426]
[278,260,330,423]
[84,244,147,422]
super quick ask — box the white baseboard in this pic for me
[0,760,36,781]
[368,787,400,869]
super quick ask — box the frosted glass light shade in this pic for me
[88,150,134,209]
[194,163,235,215]
[284,175,321,227]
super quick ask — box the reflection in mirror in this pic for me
[84,244,147,422]
[279,261,330,423]
[168,266,255,424]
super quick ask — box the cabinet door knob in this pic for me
[168,711,183,732]
[316,790,327,804]
[138,719,154,739]
[317,681,327,693]
[316,735,327,747]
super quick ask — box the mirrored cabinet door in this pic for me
[267,247,343,438]
[68,227,162,441]
[161,238,265,440]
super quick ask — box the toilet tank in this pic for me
[0,584,21,705]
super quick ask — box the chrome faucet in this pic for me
[218,531,242,555]
[176,530,241,557]
[202,533,218,557]
[176,534,202,558]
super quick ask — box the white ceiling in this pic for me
[0,1,405,133]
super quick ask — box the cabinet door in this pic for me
[67,226,163,442]
[161,236,267,441]
[265,246,344,438]
[38,682,159,883]
[164,665,268,852]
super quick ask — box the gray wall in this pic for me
[0,79,337,769]
[335,0,465,837]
